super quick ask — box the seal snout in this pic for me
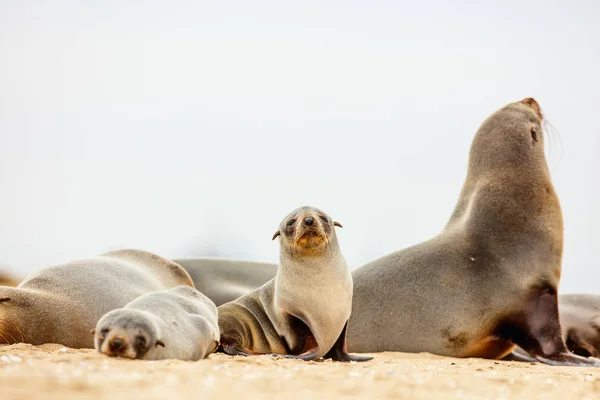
[109,337,125,353]
[303,217,314,226]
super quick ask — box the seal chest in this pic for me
[218,206,372,362]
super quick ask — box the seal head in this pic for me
[94,309,164,360]
[272,206,343,257]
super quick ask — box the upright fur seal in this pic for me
[174,258,277,307]
[218,206,372,362]
[94,285,219,361]
[0,249,194,348]
[347,98,598,367]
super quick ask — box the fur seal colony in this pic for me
[217,206,372,362]
[346,98,599,367]
[94,285,219,361]
[0,249,194,348]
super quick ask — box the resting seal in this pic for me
[347,98,598,367]
[218,206,371,362]
[174,258,277,307]
[0,249,194,348]
[557,294,600,358]
[94,285,219,361]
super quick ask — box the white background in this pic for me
[1,1,599,293]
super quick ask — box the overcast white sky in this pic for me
[0,1,599,293]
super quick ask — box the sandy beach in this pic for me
[1,344,600,400]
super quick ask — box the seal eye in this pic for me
[135,335,147,350]
[286,219,296,227]
[319,216,328,223]
[530,128,538,143]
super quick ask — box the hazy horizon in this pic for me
[1,1,599,294]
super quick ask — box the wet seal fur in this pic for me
[347,98,599,367]
[0,249,194,348]
[174,258,277,307]
[94,285,219,361]
[217,206,372,362]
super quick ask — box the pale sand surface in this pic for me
[1,344,600,400]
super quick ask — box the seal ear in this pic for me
[334,221,343,228]
[156,340,165,347]
[89,328,96,335]
[272,230,281,240]
[0,297,10,303]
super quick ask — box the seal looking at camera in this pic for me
[218,206,372,362]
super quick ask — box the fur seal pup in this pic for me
[347,98,598,367]
[218,206,372,362]
[0,249,194,348]
[94,285,219,361]
[174,258,277,307]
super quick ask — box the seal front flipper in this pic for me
[219,336,258,357]
[499,286,600,367]
[565,328,599,358]
[324,321,373,362]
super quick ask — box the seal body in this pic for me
[347,98,597,367]
[510,294,600,360]
[0,249,194,348]
[218,206,371,362]
[557,294,600,358]
[174,258,277,307]
[0,272,20,287]
[94,285,219,361]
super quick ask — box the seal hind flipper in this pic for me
[502,350,538,363]
[323,321,373,362]
[272,349,321,361]
[499,287,600,367]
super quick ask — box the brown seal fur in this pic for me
[557,294,600,358]
[0,271,20,287]
[217,206,372,362]
[174,258,278,307]
[0,249,194,348]
[347,98,598,367]
[511,293,600,360]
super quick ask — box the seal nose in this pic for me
[109,338,125,352]
[303,217,314,226]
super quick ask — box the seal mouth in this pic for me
[99,329,150,359]
[294,228,327,249]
